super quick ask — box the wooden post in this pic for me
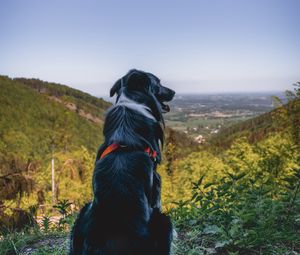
[52,156,56,204]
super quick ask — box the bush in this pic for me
[169,138,300,254]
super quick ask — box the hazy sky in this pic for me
[0,0,299,95]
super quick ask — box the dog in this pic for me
[70,69,175,255]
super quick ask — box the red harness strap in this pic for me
[99,143,120,159]
[99,143,157,161]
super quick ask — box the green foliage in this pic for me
[0,76,105,226]
[162,88,300,254]
[53,200,72,218]
[41,215,51,232]
[167,135,300,254]
[53,199,75,231]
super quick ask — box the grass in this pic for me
[174,230,300,255]
[0,202,74,255]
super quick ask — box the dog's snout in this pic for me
[170,89,175,98]
[161,86,175,101]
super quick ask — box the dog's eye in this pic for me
[152,86,160,94]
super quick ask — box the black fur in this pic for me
[70,69,175,255]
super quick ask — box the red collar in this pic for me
[99,143,157,161]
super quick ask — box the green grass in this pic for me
[0,203,74,255]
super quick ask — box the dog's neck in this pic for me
[103,92,164,162]
[116,93,156,121]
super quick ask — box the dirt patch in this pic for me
[20,236,68,255]
[48,96,102,124]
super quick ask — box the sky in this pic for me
[0,0,300,96]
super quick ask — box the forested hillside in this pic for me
[160,85,300,254]
[14,78,111,123]
[0,76,109,154]
[0,76,110,230]
[208,89,300,150]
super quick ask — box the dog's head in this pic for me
[110,69,175,121]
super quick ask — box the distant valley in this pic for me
[164,92,285,143]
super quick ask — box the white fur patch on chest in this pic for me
[116,94,156,121]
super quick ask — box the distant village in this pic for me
[166,93,278,144]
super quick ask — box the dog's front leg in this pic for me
[151,171,162,209]
[149,208,173,255]
[69,203,91,255]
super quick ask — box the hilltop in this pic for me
[14,77,111,124]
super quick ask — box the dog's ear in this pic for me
[110,79,121,97]
[127,71,150,92]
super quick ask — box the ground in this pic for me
[20,236,68,255]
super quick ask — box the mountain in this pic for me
[0,76,110,158]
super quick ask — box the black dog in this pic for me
[70,69,175,255]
